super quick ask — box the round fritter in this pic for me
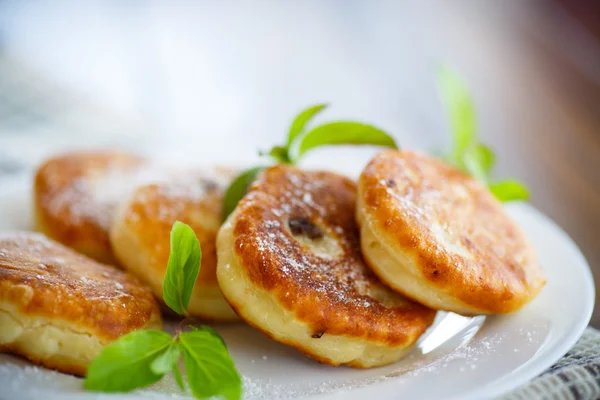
[217,165,435,368]
[357,150,546,315]
[34,151,149,265]
[110,169,238,321]
[0,232,162,376]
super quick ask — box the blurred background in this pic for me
[0,1,599,323]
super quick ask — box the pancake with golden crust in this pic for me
[34,151,148,265]
[217,165,435,368]
[357,150,545,315]
[0,232,162,376]
[110,168,238,321]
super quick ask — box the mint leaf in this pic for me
[222,166,264,221]
[163,221,202,316]
[437,66,477,166]
[473,143,495,174]
[180,328,242,400]
[288,121,397,163]
[266,145,291,164]
[172,363,186,391]
[490,180,530,202]
[287,103,328,147]
[84,330,172,392]
[463,144,494,183]
[188,325,227,346]
[150,342,185,392]
[150,341,181,375]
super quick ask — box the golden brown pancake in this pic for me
[217,165,436,368]
[357,150,545,315]
[0,232,162,376]
[34,151,148,265]
[110,168,238,321]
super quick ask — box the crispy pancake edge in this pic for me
[220,165,435,348]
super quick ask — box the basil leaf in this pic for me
[287,103,328,147]
[222,166,264,221]
[172,363,186,391]
[288,121,397,163]
[163,221,202,316]
[437,66,477,166]
[150,341,181,375]
[84,330,172,392]
[490,179,530,202]
[179,328,242,400]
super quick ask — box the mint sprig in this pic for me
[437,66,530,202]
[163,221,202,316]
[84,222,242,400]
[223,104,398,220]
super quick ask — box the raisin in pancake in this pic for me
[110,169,238,321]
[34,151,150,265]
[0,232,162,376]
[217,165,435,368]
[357,150,545,315]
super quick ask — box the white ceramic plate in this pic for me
[0,177,594,400]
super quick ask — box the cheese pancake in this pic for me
[357,150,545,315]
[0,232,162,376]
[217,165,435,368]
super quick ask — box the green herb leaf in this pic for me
[163,221,202,316]
[463,143,496,184]
[150,341,181,375]
[474,143,495,174]
[489,180,530,202]
[188,325,227,346]
[172,363,186,391]
[287,103,328,147]
[84,330,172,392]
[437,67,529,203]
[222,166,264,221]
[266,145,291,164]
[180,328,242,400]
[437,66,477,166]
[288,121,397,163]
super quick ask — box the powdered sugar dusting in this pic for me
[45,162,175,230]
[239,167,418,314]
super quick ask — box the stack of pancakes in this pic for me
[0,149,545,375]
